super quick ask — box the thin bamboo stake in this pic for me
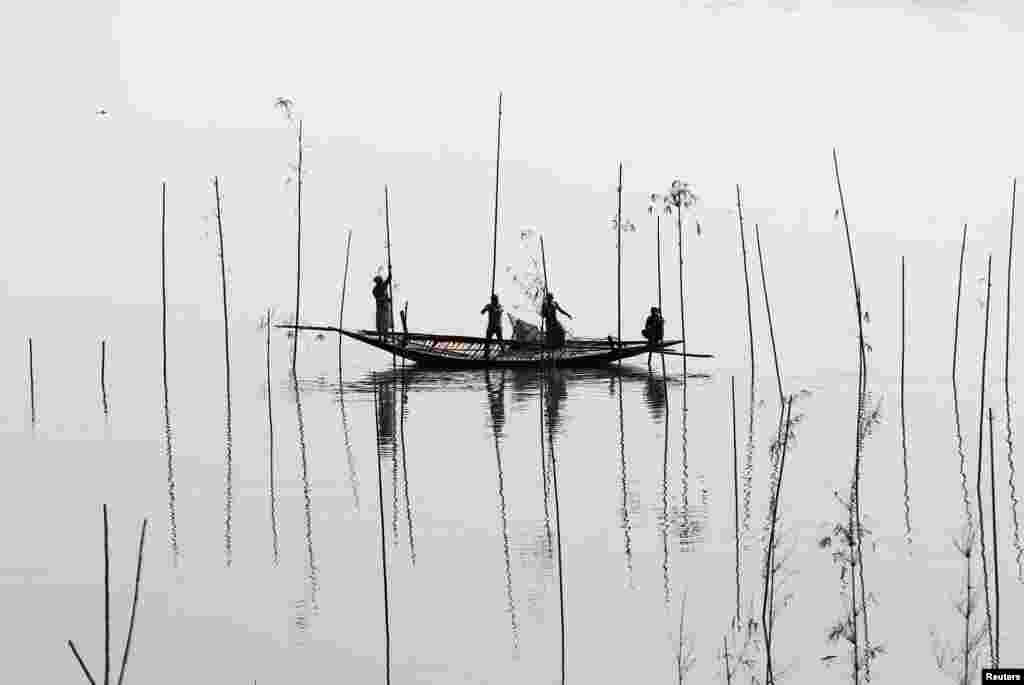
[28,337,35,425]
[763,396,794,685]
[676,198,690,542]
[1002,179,1022,582]
[100,340,108,417]
[1004,180,1017,449]
[900,256,911,545]
[730,376,740,627]
[490,92,503,298]
[213,176,233,567]
[987,408,1000,666]
[160,181,179,562]
[339,228,352,367]
[736,186,755,415]
[68,640,97,685]
[754,224,783,411]
[290,120,304,375]
[102,505,111,685]
[976,254,994,664]
[266,308,279,565]
[371,377,392,685]
[116,518,148,685]
[954,224,971,530]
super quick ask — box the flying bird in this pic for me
[96,108,109,117]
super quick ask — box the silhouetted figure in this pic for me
[372,269,393,339]
[481,294,505,359]
[642,307,665,345]
[541,292,572,348]
[642,306,665,367]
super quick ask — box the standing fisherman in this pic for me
[481,294,504,359]
[541,292,572,348]
[372,267,393,339]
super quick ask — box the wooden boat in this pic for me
[280,324,708,369]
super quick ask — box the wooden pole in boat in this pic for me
[290,120,304,375]
[540,235,550,353]
[540,235,550,296]
[339,228,352,367]
[384,185,395,362]
[656,214,663,312]
[490,92,503,299]
[616,163,623,350]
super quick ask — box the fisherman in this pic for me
[480,294,504,359]
[372,267,393,339]
[541,292,572,347]
[642,306,665,345]
[642,306,665,368]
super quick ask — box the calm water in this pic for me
[2,310,1023,684]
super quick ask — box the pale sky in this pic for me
[2,0,1022,375]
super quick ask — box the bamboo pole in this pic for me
[953,224,971,530]
[763,396,794,685]
[103,504,110,685]
[160,181,178,562]
[616,163,623,349]
[490,92,503,298]
[100,340,108,417]
[900,256,911,545]
[115,518,148,685]
[371,377,392,685]
[754,224,783,410]
[549,381,567,685]
[68,640,97,685]
[656,214,663,310]
[28,337,35,425]
[1002,179,1020,584]
[1004,179,1017,447]
[976,253,994,664]
[213,176,233,568]
[384,185,395,362]
[290,120,304,374]
[987,407,1000,666]
[266,307,279,565]
[540,235,550,353]
[833,149,872,680]
[736,186,755,415]
[730,376,740,627]
[339,228,352,367]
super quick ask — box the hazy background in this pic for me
[1,1,1023,683]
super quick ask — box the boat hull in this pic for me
[340,328,683,368]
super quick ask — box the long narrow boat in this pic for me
[280,324,708,368]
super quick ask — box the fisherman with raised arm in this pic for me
[541,292,572,348]
[481,293,505,359]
